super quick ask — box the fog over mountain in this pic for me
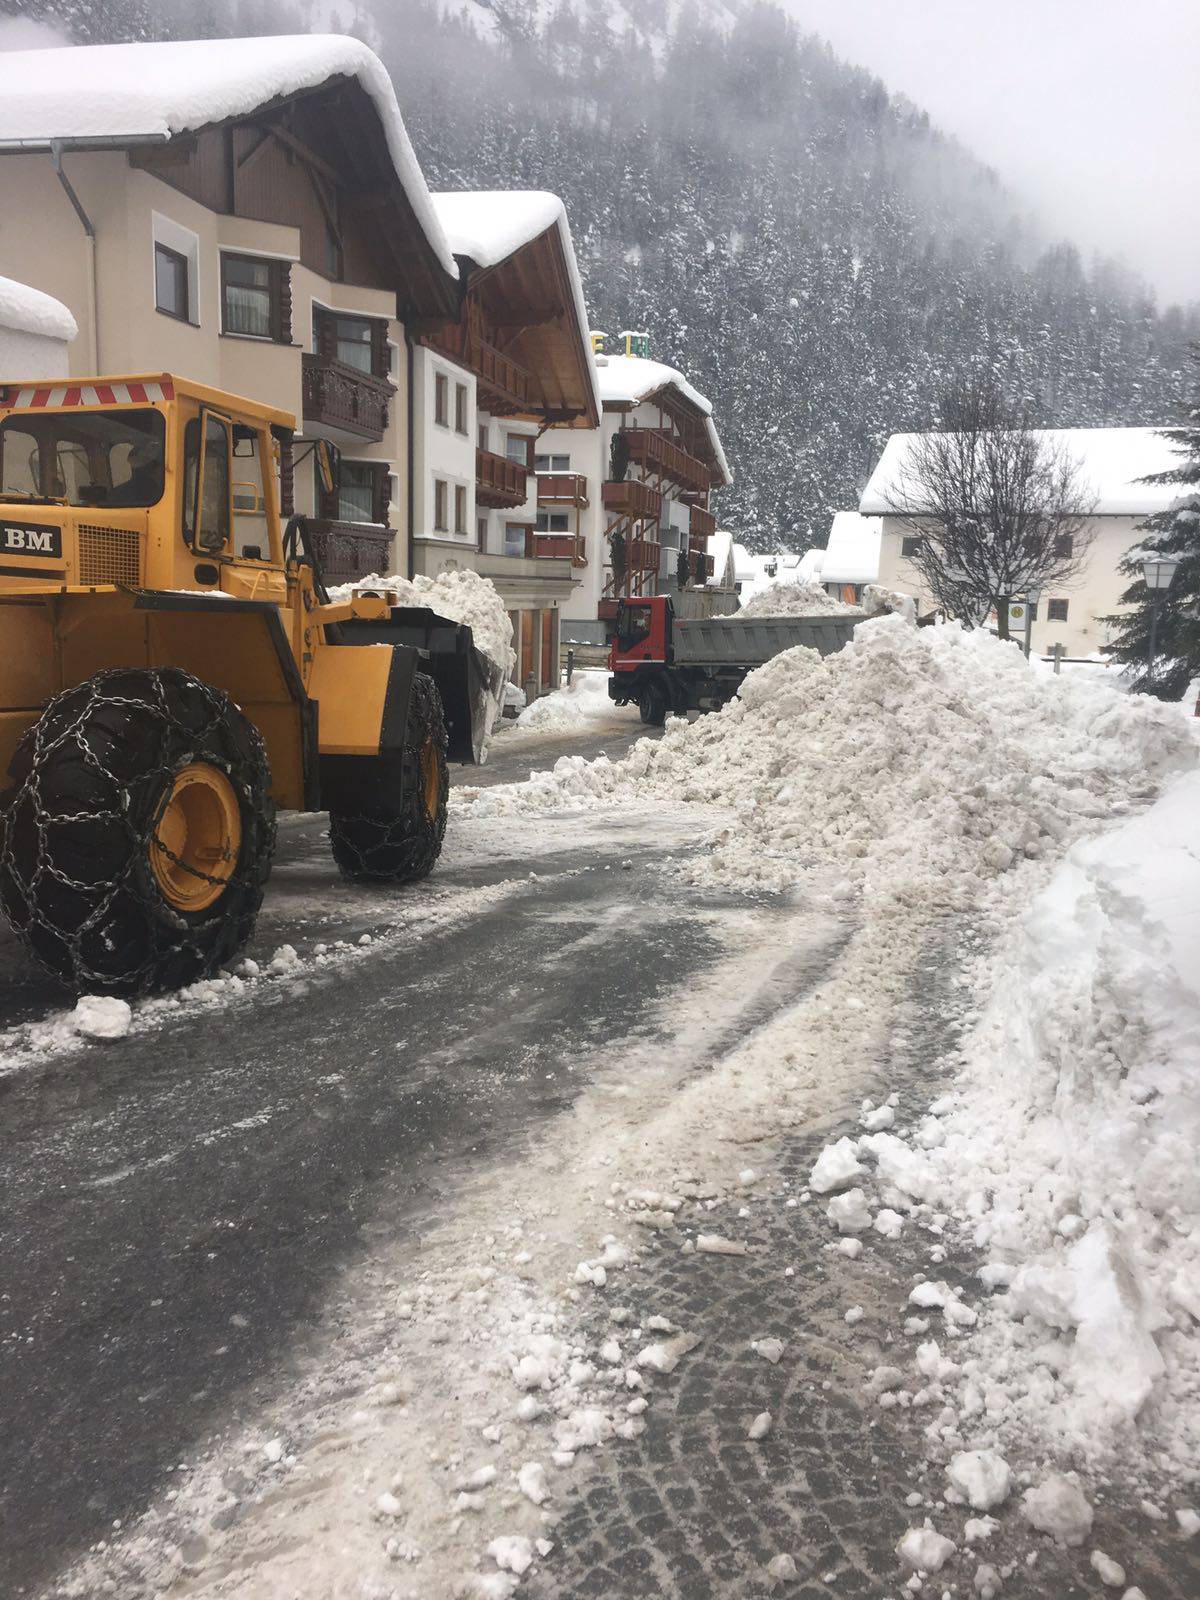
[14,0,1200,548]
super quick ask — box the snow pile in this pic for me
[514,670,636,733]
[736,577,859,618]
[0,273,77,341]
[918,767,1200,1465]
[460,618,1197,913]
[330,568,514,752]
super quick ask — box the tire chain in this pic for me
[0,668,274,994]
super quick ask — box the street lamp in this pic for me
[1142,556,1180,690]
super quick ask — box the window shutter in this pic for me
[273,261,293,345]
[370,320,389,380]
[371,463,390,525]
[314,309,335,362]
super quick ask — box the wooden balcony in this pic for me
[301,353,393,442]
[534,532,587,567]
[476,447,528,510]
[537,472,589,508]
[602,478,662,520]
[305,518,392,582]
[620,428,710,494]
[689,502,717,541]
[470,335,534,415]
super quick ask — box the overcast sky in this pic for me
[783,0,1198,308]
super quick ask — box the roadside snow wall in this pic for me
[329,569,514,758]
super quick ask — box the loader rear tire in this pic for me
[0,668,275,997]
[328,672,448,885]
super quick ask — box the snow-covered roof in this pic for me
[596,353,732,485]
[0,274,76,342]
[0,35,458,280]
[797,548,825,582]
[822,511,881,584]
[861,428,1184,518]
[430,190,599,420]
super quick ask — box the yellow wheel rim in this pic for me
[149,763,242,913]
[420,737,441,823]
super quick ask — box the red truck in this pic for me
[608,595,858,724]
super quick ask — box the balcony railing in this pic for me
[621,428,710,494]
[476,447,528,509]
[301,354,393,441]
[305,518,392,582]
[536,472,589,507]
[602,478,662,519]
[469,334,534,414]
[533,532,587,566]
[689,502,717,541]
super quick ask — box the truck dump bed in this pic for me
[673,613,858,667]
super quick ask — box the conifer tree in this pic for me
[1104,344,1200,699]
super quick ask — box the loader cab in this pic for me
[177,400,288,604]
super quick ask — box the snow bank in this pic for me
[736,577,859,618]
[328,568,514,755]
[919,767,1200,1464]
[514,670,636,734]
[0,273,76,341]
[460,618,1197,913]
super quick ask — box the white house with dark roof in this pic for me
[860,427,1183,657]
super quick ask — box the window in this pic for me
[434,478,448,532]
[221,254,290,341]
[901,536,924,558]
[1054,535,1074,559]
[155,241,189,320]
[312,309,386,376]
[477,516,488,552]
[334,317,372,372]
[435,373,449,428]
[536,511,569,534]
[478,422,489,451]
[231,427,271,558]
[506,434,532,468]
[505,522,529,557]
[535,453,571,473]
[182,413,231,554]
[339,461,377,524]
[454,484,467,535]
[0,408,165,507]
[1048,598,1069,622]
[455,383,468,435]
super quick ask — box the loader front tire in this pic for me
[328,672,448,885]
[0,668,275,996]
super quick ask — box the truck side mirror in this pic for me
[316,439,341,496]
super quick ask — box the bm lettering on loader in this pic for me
[0,373,491,996]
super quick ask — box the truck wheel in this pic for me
[638,679,668,727]
[329,672,448,885]
[0,668,275,996]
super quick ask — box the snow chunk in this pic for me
[71,995,132,1041]
[947,1450,1011,1511]
[809,1137,865,1194]
[1090,1550,1126,1587]
[487,1535,535,1575]
[517,1461,549,1506]
[635,1331,699,1374]
[896,1525,955,1572]
[752,1337,785,1365]
[826,1188,872,1234]
[873,1208,905,1240]
[696,1233,747,1256]
[1021,1473,1093,1546]
[747,1411,772,1440]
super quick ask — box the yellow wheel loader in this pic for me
[0,374,490,996]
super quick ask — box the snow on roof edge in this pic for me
[0,274,77,342]
[431,190,599,423]
[0,35,458,281]
[596,353,732,485]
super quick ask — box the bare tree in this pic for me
[884,371,1097,637]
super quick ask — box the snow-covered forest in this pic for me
[20,0,1200,547]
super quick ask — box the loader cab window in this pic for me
[231,425,271,560]
[616,601,653,653]
[182,413,232,554]
[0,408,164,507]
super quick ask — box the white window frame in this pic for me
[151,212,201,326]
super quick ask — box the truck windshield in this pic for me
[0,409,166,508]
[617,603,653,652]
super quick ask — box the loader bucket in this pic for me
[338,606,493,764]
